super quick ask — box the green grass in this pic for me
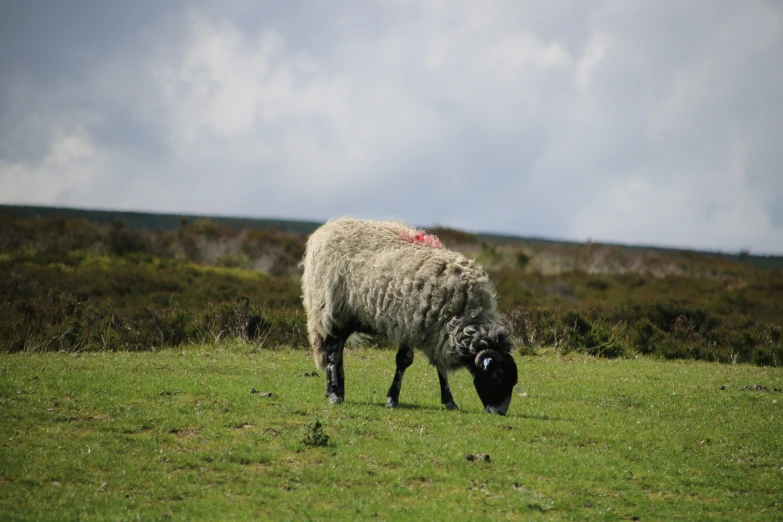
[2,345,781,520]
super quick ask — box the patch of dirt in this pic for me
[407,476,433,488]
[740,384,782,392]
[720,384,782,392]
[466,453,490,462]
[170,426,201,436]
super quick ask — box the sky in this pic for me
[1,1,782,254]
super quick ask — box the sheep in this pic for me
[300,218,518,414]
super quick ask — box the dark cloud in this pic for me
[1,1,781,253]
[0,1,186,79]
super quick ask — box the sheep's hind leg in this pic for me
[437,369,459,411]
[386,345,413,408]
[324,333,347,404]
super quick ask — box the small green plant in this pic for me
[301,418,330,447]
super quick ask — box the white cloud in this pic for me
[575,32,610,90]
[0,1,781,253]
[0,128,110,205]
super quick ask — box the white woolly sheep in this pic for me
[301,218,518,414]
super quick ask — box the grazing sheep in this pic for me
[301,218,518,414]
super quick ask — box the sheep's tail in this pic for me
[310,323,327,372]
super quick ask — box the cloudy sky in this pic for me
[1,1,781,253]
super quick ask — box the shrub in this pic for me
[108,219,151,256]
[632,319,658,355]
[586,279,611,291]
[191,219,233,240]
[560,312,627,358]
[301,419,330,447]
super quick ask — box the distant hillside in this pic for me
[2,203,781,270]
[0,204,322,235]
[477,232,783,271]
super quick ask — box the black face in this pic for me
[471,354,518,415]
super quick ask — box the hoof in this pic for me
[444,401,459,411]
[328,393,344,404]
[386,397,398,409]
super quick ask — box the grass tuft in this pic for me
[301,418,331,447]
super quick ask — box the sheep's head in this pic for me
[470,348,518,415]
[452,323,518,415]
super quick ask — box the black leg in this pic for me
[386,345,414,408]
[325,333,347,404]
[437,369,459,411]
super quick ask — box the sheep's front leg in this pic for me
[437,369,459,410]
[324,333,346,404]
[386,345,413,408]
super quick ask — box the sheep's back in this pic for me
[303,218,498,356]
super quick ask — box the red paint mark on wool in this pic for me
[402,229,442,248]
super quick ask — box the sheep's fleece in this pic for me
[301,218,508,372]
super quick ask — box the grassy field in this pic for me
[2,344,781,520]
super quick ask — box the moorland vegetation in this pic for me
[1,209,781,366]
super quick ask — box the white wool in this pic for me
[301,218,503,371]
